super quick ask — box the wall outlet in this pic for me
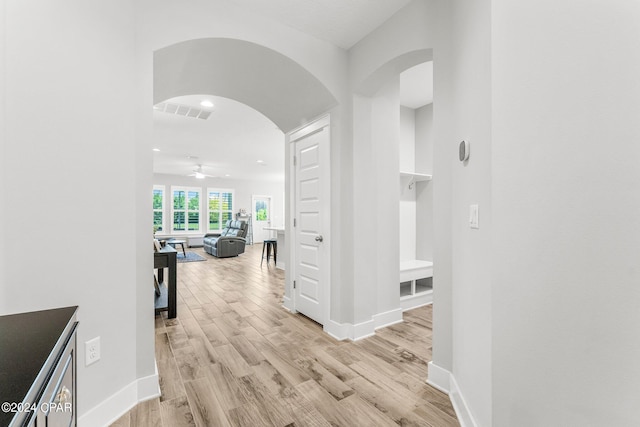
[85,337,101,366]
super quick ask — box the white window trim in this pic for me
[171,186,202,235]
[153,185,165,234]
[207,188,235,233]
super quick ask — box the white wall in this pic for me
[492,1,640,425]
[416,104,434,261]
[400,106,417,261]
[1,1,155,423]
[152,173,285,239]
[400,104,435,263]
[431,0,493,425]
[451,0,492,424]
[373,79,402,318]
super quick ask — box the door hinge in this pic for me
[293,280,296,289]
[293,155,297,166]
[293,218,297,227]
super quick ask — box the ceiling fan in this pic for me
[187,164,214,179]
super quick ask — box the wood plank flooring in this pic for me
[111,244,458,427]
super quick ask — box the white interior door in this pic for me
[252,195,272,243]
[291,117,330,325]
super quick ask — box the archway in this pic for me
[152,37,336,326]
[154,38,338,133]
[348,48,434,340]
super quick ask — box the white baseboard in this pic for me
[282,297,294,313]
[426,362,478,427]
[324,319,350,341]
[324,318,375,341]
[79,367,159,427]
[449,374,478,427]
[352,318,376,341]
[373,308,403,330]
[426,361,451,393]
[323,309,402,342]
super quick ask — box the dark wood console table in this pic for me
[154,245,177,318]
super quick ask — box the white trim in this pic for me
[137,369,161,402]
[400,291,433,311]
[323,318,378,342]
[282,297,294,312]
[323,309,402,342]
[426,361,450,393]
[251,194,273,243]
[426,362,478,427]
[352,319,376,341]
[288,115,330,142]
[206,187,235,233]
[288,114,331,328]
[153,185,166,234]
[449,374,478,427]
[170,185,203,235]
[373,307,403,330]
[79,369,159,427]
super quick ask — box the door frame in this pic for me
[251,194,273,243]
[284,114,331,328]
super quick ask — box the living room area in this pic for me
[151,95,286,252]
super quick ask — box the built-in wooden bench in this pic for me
[400,260,433,311]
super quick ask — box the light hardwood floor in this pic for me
[111,244,458,427]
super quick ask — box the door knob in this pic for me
[315,235,323,242]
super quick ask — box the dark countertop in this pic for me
[0,306,78,426]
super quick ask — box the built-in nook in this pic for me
[399,61,434,310]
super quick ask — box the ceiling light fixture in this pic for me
[194,172,205,179]
[256,160,264,163]
[200,100,214,108]
[152,148,160,152]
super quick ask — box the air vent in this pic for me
[153,102,212,120]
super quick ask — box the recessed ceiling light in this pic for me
[200,100,214,108]
[152,148,160,152]
[225,174,230,177]
[256,160,264,163]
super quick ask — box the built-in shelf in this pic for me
[400,171,432,189]
[400,260,433,311]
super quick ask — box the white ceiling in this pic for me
[228,0,413,50]
[153,95,285,182]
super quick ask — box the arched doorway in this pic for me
[153,38,337,325]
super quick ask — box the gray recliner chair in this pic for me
[203,220,248,258]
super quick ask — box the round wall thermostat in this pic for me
[459,140,470,162]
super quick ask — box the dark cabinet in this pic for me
[0,306,78,427]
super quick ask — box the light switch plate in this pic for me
[469,204,479,229]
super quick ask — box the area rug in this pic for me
[176,252,207,263]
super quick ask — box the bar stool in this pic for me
[261,239,277,266]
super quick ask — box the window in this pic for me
[153,185,165,233]
[207,188,234,231]
[172,187,201,232]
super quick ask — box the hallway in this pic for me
[112,244,458,426]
